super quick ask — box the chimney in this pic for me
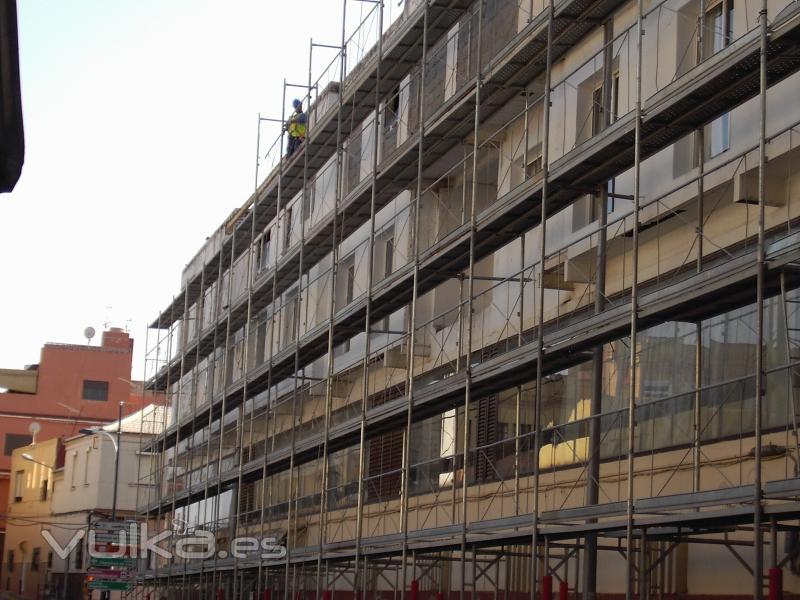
[101,328,133,351]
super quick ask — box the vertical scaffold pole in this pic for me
[232,104,266,600]
[317,3,348,598]
[164,296,182,595]
[693,0,706,497]
[583,17,613,599]
[257,77,289,599]
[625,0,644,596]
[212,211,238,596]
[531,0,554,598]
[754,0,769,592]
[354,2,385,595]
[400,3,428,599]
[284,61,314,600]
[200,250,226,595]
[462,3,483,600]
[176,286,193,596]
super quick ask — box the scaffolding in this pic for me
[133,0,800,597]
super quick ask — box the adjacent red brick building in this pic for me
[0,328,146,564]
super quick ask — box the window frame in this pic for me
[82,380,109,402]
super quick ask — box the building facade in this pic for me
[2,438,60,599]
[2,407,163,600]
[0,328,143,587]
[139,0,800,598]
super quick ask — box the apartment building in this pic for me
[0,328,143,581]
[138,0,800,597]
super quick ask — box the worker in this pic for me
[286,98,307,156]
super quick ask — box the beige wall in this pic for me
[3,439,57,599]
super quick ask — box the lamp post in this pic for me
[80,400,123,600]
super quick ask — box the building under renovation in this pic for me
[135,0,800,597]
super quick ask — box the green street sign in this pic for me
[89,556,136,568]
[88,580,134,591]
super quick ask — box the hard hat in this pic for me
[292,99,302,108]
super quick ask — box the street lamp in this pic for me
[21,453,54,469]
[80,401,123,600]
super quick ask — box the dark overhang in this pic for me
[0,0,24,193]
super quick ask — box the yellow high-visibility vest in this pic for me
[288,115,306,139]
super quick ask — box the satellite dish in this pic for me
[29,422,40,444]
[84,327,96,345]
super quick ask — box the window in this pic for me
[40,479,48,501]
[70,451,78,488]
[700,0,733,158]
[590,73,620,136]
[283,294,299,345]
[591,85,604,136]
[346,264,355,306]
[344,264,356,353]
[702,0,734,60]
[256,228,272,273]
[384,238,394,279]
[82,380,108,401]
[4,433,32,456]
[705,112,730,157]
[6,551,13,573]
[13,470,23,502]
[283,207,293,251]
[83,447,91,486]
[47,552,52,569]
[381,238,395,333]
[31,548,40,572]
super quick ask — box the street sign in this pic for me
[89,556,137,568]
[87,567,133,580]
[88,580,134,591]
[92,521,140,543]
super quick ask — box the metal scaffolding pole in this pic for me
[174,287,193,598]
[531,0,554,598]
[231,106,267,600]
[198,253,226,595]
[461,3,483,599]
[753,0,769,590]
[160,300,179,593]
[583,17,613,598]
[625,0,645,596]
[354,3,385,594]
[133,322,151,600]
[316,5,348,597]
[211,223,238,597]
[283,70,314,600]
[155,296,175,582]
[399,3,428,599]
[693,0,706,498]
[256,86,290,599]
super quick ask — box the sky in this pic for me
[0,0,381,379]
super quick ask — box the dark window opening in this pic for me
[4,433,31,456]
[82,380,108,402]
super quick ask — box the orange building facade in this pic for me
[0,328,144,573]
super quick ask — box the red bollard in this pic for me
[217,590,225,600]
[264,590,272,600]
[323,591,331,600]
[769,567,783,600]
[540,575,552,600]
[558,581,568,600]
[435,593,444,600]
[410,580,419,600]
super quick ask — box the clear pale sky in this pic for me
[0,0,388,379]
